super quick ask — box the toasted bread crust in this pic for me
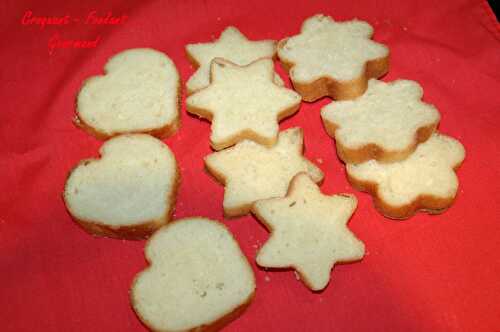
[322,120,438,163]
[347,163,463,219]
[63,161,180,240]
[75,78,181,140]
[130,218,256,332]
[278,39,389,102]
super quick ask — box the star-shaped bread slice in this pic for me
[278,14,389,101]
[347,132,465,219]
[186,26,277,94]
[321,79,441,163]
[187,58,301,150]
[252,173,365,291]
[205,128,324,217]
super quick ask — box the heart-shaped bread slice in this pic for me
[76,48,180,139]
[131,217,255,332]
[63,134,179,239]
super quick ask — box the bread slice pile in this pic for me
[320,78,464,219]
[185,23,366,295]
[61,14,466,332]
[273,13,465,219]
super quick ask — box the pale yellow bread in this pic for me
[131,217,255,332]
[278,14,389,101]
[186,26,277,94]
[321,79,440,163]
[186,58,301,150]
[63,134,179,239]
[205,128,324,217]
[252,173,365,291]
[76,48,180,140]
[347,133,465,219]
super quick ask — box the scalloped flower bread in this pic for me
[321,79,441,163]
[76,48,180,139]
[186,58,301,150]
[347,133,465,219]
[205,128,324,217]
[186,26,278,94]
[63,134,179,239]
[278,14,389,101]
[252,173,365,291]
[131,217,255,332]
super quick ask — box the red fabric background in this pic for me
[1,0,499,331]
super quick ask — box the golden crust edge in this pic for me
[277,38,390,102]
[322,120,439,164]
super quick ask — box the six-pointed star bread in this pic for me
[186,26,276,94]
[252,173,365,291]
[277,14,389,101]
[187,58,302,150]
[321,79,441,163]
[205,128,324,217]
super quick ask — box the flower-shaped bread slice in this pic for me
[321,79,441,163]
[131,217,255,332]
[76,48,180,139]
[186,26,277,94]
[278,14,389,101]
[347,133,465,219]
[252,173,365,291]
[205,128,324,217]
[186,58,301,150]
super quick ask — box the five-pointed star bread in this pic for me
[321,79,441,163]
[205,128,324,217]
[186,26,277,94]
[277,14,389,101]
[187,58,302,150]
[347,132,465,219]
[252,173,365,291]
